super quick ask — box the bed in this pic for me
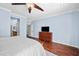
[0,37,46,56]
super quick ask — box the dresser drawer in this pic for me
[39,32,52,42]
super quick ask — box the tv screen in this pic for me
[41,26,49,32]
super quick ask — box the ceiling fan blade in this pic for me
[28,7,32,13]
[12,3,26,5]
[34,3,44,11]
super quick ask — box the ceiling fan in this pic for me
[12,3,44,13]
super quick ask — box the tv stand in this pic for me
[39,32,52,42]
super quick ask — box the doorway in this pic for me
[10,17,20,36]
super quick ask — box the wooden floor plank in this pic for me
[27,36,79,56]
[38,40,79,56]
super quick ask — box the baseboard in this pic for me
[53,41,79,49]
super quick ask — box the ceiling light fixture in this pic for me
[12,3,44,13]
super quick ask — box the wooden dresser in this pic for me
[39,32,52,42]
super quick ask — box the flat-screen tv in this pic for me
[41,26,49,32]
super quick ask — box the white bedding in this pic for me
[0,37,46,56]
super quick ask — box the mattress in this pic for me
[0,37,46,56]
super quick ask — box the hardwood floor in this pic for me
[39,40,79,56]
[27,36,79,56]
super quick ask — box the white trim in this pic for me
[10,12,27,19]
[32,9,78,22]
[53,41,79,49]
[0,6,11,12]
[0,6,26,18]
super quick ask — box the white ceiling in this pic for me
[0,3,27,16]
[0,3,79,24]
[27,3,79,21]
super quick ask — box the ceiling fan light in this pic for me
[31,4,34,8]
[27,3,34,8]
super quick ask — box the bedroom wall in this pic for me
[11,13,27,38]
[20,16,27,37]
[0,8,11,37]
[0,8,27,37]
[31,11,79,48]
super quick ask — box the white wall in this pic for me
[0,9,11,37]
[20,16,27,38]
[11,13,27,38]
[31,11,79,48]
[0,8,27,37]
